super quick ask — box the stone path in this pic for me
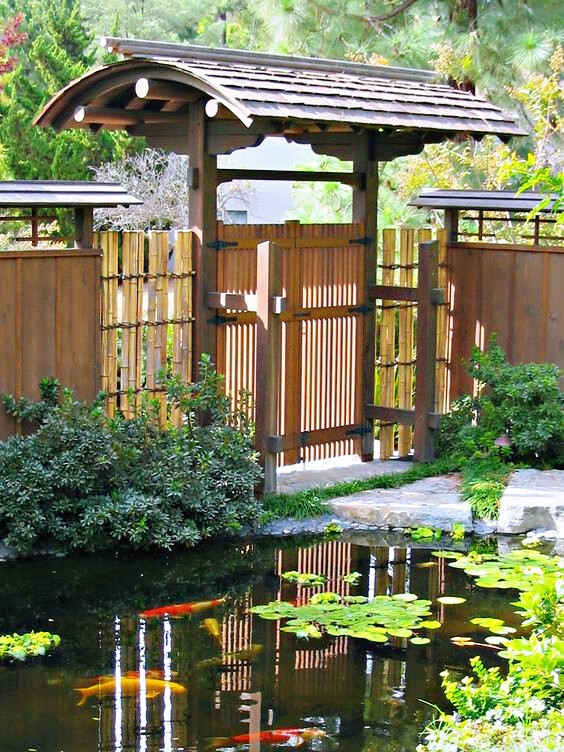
[498,469,564,537]
[258,457,564,540]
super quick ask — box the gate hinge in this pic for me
[206,239,239,250]
[349,236,372,246]
[347,304,373,314]
[209,314,238,326]
[346,425,372,436]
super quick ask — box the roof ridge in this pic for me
[100,36,438,84]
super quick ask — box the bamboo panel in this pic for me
[397,229,415,456]
[146,231,170,427]
[435,229,449,414]
[379,229,397,459]
[121,233,145,418]
[101,232,119,416]
[145,234,158,406]
[170,230,194,426]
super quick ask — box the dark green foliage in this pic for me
[0,356,262,553]
[0,0,133,183]
[437,337,564,466]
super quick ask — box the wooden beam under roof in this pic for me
[217,168,364,188]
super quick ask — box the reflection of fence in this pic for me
[98,230,194,425]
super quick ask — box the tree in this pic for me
[0,11,26,80]
[91,149,257,230]
[0,0,133,180]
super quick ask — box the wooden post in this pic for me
[255,241,283,495]
[444,208,459,243]
[188,101,218,375]
[73,207,94,249]
[414,240,439,461]
[353,135,377,460]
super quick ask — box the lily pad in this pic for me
[437,596,467,605]
[410,637,431,645]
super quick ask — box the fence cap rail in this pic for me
[0,181,142,208]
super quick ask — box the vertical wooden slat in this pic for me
[155,231,169,427]
[255,240,283,494]
[379,229,396,459]
[435,229,449,414]
[101,231,119,417]
[397,228,415,456]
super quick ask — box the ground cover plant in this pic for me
[0,356,262,553]
[418,548,564,752]
[436,337,564,519]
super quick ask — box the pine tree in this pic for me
[0,0,131,180]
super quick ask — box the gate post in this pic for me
[414,239,439,461]
[255,241,283,495]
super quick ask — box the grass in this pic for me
[261,457,461,522]
[459,456,511,521]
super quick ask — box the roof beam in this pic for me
[74,105,187,125]
[135,76,195,101]
[217,168,364,187]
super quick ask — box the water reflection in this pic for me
[0,536,508,752]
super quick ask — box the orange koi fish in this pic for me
[206,727,326,749]
[201,617,222,645]
[74,676,187,706]
[140,597,225,619]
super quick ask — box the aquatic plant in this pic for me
[418,548,564,752]
[0,631,61,662]
[251,591,440,645]
[281,571,327,586]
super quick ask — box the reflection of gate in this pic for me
[213,221,368,468]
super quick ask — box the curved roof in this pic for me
[36,38,525,141]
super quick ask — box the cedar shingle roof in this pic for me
[0,181,142,207]
[36,37,525,141]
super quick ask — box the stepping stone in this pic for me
[497,469,564,537]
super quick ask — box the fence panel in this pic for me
[99,230,194,424]
[447,241,564,398]
[0,248,100,440]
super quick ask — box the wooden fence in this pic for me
[446,240,564,398]
[0,248,100,440]
[98,230,194,425]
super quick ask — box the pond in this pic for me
[0,533,516,752]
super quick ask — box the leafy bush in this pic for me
[0,356,262,553]
[418,551,564,752]
[436,337,564,466]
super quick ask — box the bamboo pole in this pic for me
[135,233,145,412]
[121,232,132,419]
[146,232,158,415]
[101,231,119,417]
[129,232,144,414]
[379,228,396,459]
[397,228,415,456]
[156,231,169,427]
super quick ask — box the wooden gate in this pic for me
[213,221,368,468]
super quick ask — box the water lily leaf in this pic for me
[485,635,509,645]
[432,551,462,559]
[418,620,442,629]
[343,596,369,604]
[351,629,388,642]
[410,637,431,645]
[470,617,505,628]
[387,627,413,638]
[489,625,517,635]
[392,593,418,602]
[437,596,466,605]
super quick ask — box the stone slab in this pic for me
[497,469,564,537]
[328,474,471,532]
[276,457,412,494]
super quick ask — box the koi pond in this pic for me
[0,533,520,752]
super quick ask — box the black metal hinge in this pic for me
[209,314,239,326]
[206,240,239,250]
[349,236,372,246]
[347,304,373,314]
[346,425,372,436]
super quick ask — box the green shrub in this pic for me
[436,337,564,466]
[0,356,262,553]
